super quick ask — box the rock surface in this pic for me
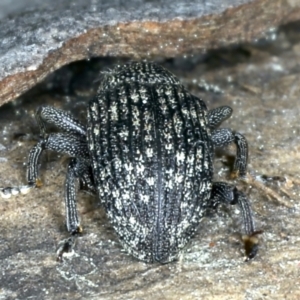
[0,0,300,106]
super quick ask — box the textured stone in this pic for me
[0,0,300,106]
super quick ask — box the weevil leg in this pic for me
[0,133,89,198]
[0,140,44,198]
[64,158,82,234]
[210,182,261,260]
[211,128,248,178]
[207,105,248,178]
[1,105,87,198]
[64,157,94,233]
[57,157,93,261]
[36,106,86,137]
[207,106,233,129]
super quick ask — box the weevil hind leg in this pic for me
[57,157,94,262]
[210,182,261,260]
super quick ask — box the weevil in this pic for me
[1,62,259,263]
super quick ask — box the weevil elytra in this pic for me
[1,62,259,263]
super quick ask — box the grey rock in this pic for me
[0,0,299,106]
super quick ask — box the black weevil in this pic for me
[0,62,259,263]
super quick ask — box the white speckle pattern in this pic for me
[87,62,213,263]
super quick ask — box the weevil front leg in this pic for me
[1,131,89,198]
[211,129,248,178]
[207,106,233,129]
[210,182,261,260]
[208,106,248,178]
[36,106,86,137]
[1,106,87,199]
[0,139,45,198]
